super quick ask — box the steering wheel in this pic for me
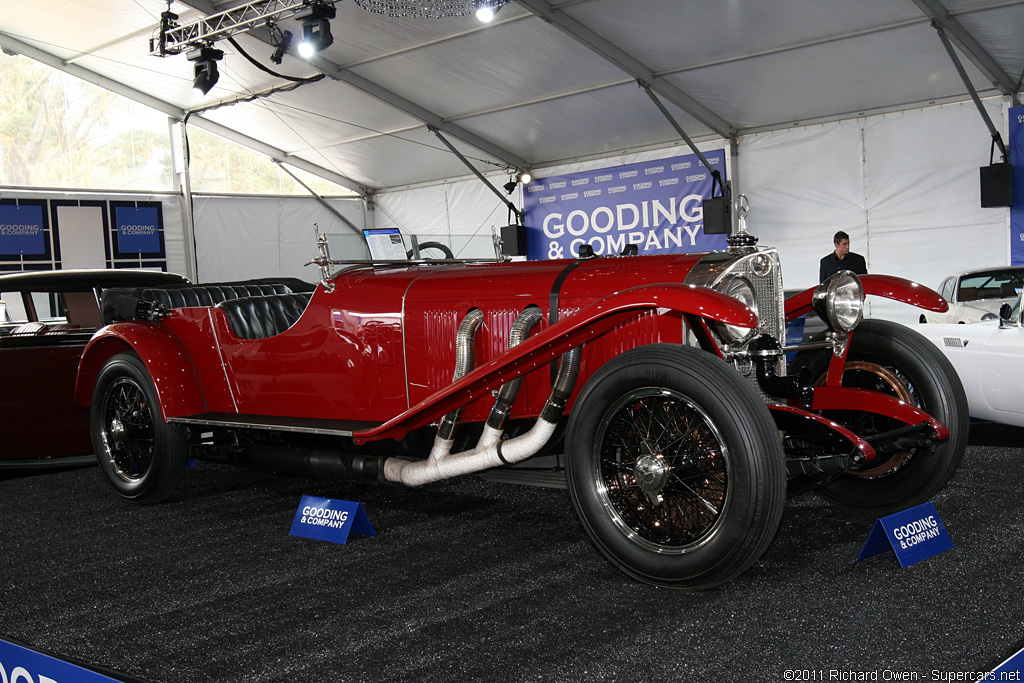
[407,241,454,260]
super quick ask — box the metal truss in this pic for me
[151,0,324,56]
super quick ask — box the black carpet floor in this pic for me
[2,423,1023,683]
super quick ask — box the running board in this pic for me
[168,413,379,438]
[479,468,567,489]
[0,454,96,470]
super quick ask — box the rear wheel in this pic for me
[790,320,968,513]
[91,353,187,503]
[566,345,786,589]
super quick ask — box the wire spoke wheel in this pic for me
[91,353,188,503]
[101,377,156,481]
[566,344,785,589]
[790,319,968,513]
[596,388,729,551]
[813,360,917,478]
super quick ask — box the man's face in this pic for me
[835,238,851,258]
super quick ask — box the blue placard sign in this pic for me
[0,204,46,256]
[993,644,1024,676]
[0,638,121,682]
[523,151,729,261]
[289,495,376,545]
[857,501,953,568]
[1010,105,1024,266]
[114,206,160,254]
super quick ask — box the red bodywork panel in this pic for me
[76,255,728,428]
[76,323,208,420]
[75,253,951,451]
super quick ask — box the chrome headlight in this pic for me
[813,271,864,333]
[715,276,758,343]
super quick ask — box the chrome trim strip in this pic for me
[167,416,357,437]
[208,308,239,413]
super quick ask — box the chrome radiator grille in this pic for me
[684,247,787,404]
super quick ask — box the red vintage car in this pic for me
[0,268,189,468]
[73,232,967,589]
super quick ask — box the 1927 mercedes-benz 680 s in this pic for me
[74,228,967,589]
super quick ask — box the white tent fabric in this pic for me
[2,0,1021,191]
[372,96,1010,324]
[193,195,364,281]
[1,0,1022,312]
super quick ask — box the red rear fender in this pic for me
[785,274,947,322]
[75,323,207,421]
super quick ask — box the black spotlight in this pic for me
[297,4,336,59]
[270,30,292,65]
[503,179,517,194]
[187,46,223,96]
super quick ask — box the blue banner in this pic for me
[114,206,160,255]
[1010,105,1024,266]
[857,501,953,568]
[0,204,46,256]
[0,638,121,682]
[289,495,376,545]
[523,152,728,261]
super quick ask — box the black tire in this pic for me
[565,344,786,589]
[790,319,968,513]
[91,352,188,503]
[406,241,454,260]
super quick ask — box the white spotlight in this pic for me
[475,1,495,22]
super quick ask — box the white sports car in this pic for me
[918,292,1024,427]
[921,267,1024,324]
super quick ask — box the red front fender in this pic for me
[785,274,948,322]
[75,323,208,421]
[354,283,756,444]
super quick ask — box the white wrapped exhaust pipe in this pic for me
[385,344,582,488]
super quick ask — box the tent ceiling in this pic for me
[1,0,1022,194]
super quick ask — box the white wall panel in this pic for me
[56,206,108,269]
[742,99,1009,323]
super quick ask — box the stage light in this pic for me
[297,4,336,59]
[475,0,496,22]
[187,46,223,96]
[519,171,531,184]
[503,180,517,194]
[270,30,292,65]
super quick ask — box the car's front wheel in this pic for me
[91,352,187,503]
[565,344,786,589]
[790,319,968,514]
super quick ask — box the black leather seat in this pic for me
[216,292,312,340]
[99,279,315,325]
[140,283,292,309]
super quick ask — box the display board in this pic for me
[363,228,407,260]
[522,151,728,260]
[0,198,167,272]
[1010,105,1024,266]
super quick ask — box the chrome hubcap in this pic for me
[634,442,668,505]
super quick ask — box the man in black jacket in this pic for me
[820,231,867,283]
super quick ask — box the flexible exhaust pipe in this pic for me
[384,345,581,487]
[426,309,485,461]
[476,306,542,449]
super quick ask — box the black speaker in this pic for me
[702,196,731,234]
[980,163,1013,208]
[500,224,528,256]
